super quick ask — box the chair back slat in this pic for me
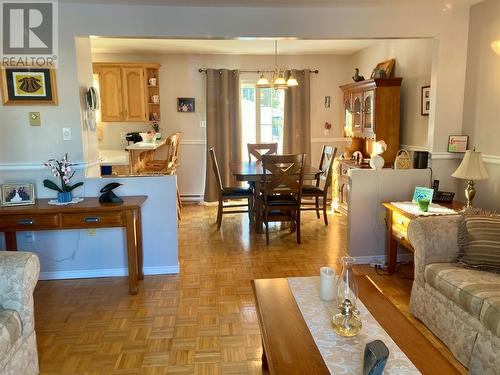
[247,143,278,162]
[318,146,338,190]
[262,154,305,200]
[209,147,224,193]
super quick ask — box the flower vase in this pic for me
[57,191,72,203]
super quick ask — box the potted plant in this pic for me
[151,122,161,140]
[43,154,83,203]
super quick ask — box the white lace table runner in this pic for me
[287,277,420,374]
[391,201,458,216]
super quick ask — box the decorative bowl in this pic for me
[140,132,156,143]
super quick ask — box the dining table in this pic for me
[232,161,322,233]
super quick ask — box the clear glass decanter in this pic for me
[332,256,362,337]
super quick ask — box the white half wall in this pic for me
[347,168,431,261]
[0,175,178,280]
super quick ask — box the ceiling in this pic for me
[90,38,388,55]
[65,0,481,7]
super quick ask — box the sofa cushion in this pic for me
[480,296,500,337]
[459,214,500,271]
[425,263,500,320]
[0,309,22,356]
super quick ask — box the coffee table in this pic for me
[252,276,459,375]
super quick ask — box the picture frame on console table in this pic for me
[1,183,36,206]
[1,67,58,105]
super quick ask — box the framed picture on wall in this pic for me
[177,97,195,113]
[1,183,36,206]
[448,135,469,153]
[421,85,431,116]
[1,67,58,105]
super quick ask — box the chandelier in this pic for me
[256,40,299,90]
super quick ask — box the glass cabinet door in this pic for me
[343,96,353,137]
[352,94,362,135]
[363,90,375,136]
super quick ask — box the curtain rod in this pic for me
[198,68,319,74]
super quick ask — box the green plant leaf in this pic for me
[66,181,84,192]
[43,179,62,192]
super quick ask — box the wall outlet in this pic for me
[25,232,35,243]
[199,120,206,128]
[62,128,72,141]
[87,228,96,236]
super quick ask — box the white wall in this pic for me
[351,39,434,149]
[461,0,500,211]
[348,168,431,262]
[93,52,353,196]
[0,174,178,279]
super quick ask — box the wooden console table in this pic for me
[382,201,464,274]
[0,196,147,295]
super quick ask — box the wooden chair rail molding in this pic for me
[0,196,147,295]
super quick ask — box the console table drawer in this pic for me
[0,214,60,230]
[61,211,125,228]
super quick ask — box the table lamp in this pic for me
[452,148,489,207]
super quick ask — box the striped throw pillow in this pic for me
[460,215,500,271]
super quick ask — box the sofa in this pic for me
[408,215,500,375]
[0,251,40,375]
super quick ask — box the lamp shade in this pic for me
[256,74,270,88]
[452,150,489,180]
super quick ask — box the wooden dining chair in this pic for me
[140,132,183,220]
[247,143,278,162]
[261,153,305,245]
[209,148,253,230]
[301,145,337,225]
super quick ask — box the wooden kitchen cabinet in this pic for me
[93,63,160,123]
[121,67,147,121]
[98,66,123,122]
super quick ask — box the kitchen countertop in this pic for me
[99,149,129,166]
[126,139,167,151]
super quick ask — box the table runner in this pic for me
[288,277,420,374]
[391,201,458,216]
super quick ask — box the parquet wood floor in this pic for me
[33,204,465,374]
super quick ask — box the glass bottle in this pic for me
[332,256,362,337]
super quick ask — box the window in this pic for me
[241,82,285,160]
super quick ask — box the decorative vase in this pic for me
[332,256,362,337]
[57,191,72,203]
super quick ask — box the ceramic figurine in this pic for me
[352,68,365,82]
[99,182,123,203]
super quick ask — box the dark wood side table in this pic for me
[382,201,464,274]
[0,196,147,295]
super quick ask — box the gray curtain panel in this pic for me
[283,70,311,165]
[204,69,242,203]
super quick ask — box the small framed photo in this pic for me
[448,135,469,153]
[1,67,58,105]
[412,186,434,204]
[177,97,195,113]
[421,85,431,116]
[1,183,36,206]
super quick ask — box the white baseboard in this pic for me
[354,253,413,265]
[39,265,179,280]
